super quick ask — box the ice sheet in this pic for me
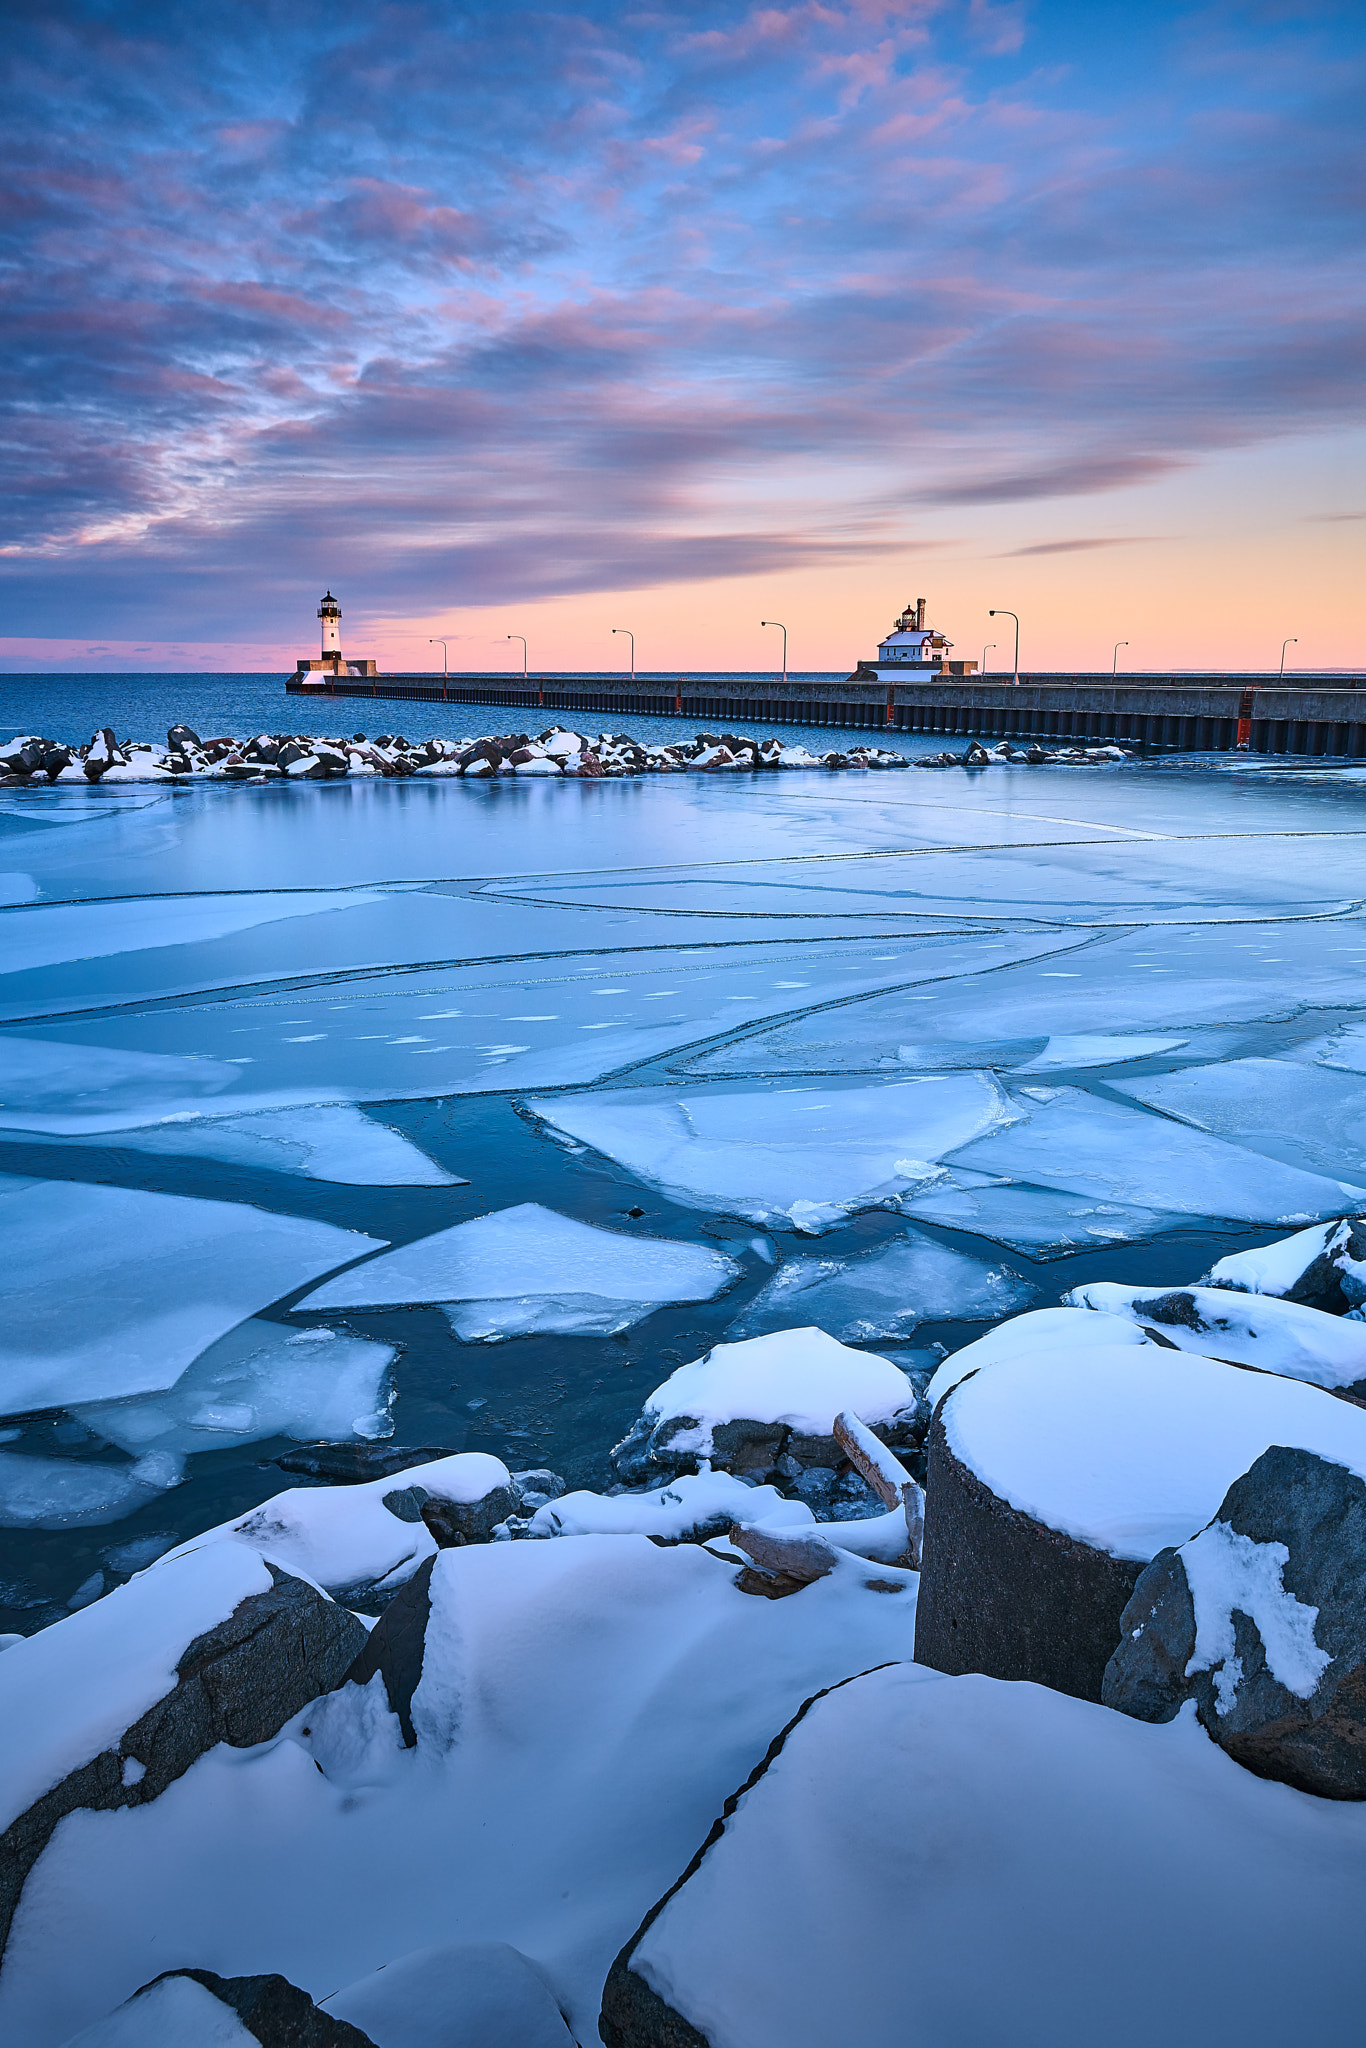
[943,1344,1366,1558]
[295,1203,738,1337]
[627,1664,1366,2048]
[1012,1032,1188,1071]
[71,1320,397,1463]
[0,891,384,974]
[900,1177,1174,1258]
[1111,1057,1366,1185]
[725,1229,1035,1343]
[0,1451,182,1531]
[77,1107,460,1185]
[945,1086,1359,1224]
[526,1077,1014,1234]
[0,1177,386,1414]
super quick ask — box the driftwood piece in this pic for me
[728,1523,840,1584]
[835,1409,925,1569]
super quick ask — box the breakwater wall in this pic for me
[286,673,1366,755]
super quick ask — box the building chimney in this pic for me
[915,598,926,630]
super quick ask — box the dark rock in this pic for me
[119,1967,375,2045]
[1103,1445,1366,1798]
[613,1402,921,1488]
[381,1484,430,1523]
[913,1410,1143,1701]
[167,724,203,752]
[343,1555,435,1745]
[0,1565,366,1959]
[40,745,72,779]
[1209,1218,1366,1317]
[275,1442,460,1482]
[277,740,310,768]
[421,1482,518,1546]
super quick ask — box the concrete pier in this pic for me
[285,671,1366,757]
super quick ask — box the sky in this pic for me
[1,0,1363,674]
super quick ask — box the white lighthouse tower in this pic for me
[294,590,377,682]
[318,590,342,664]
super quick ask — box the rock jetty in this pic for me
[0,724,1135,786]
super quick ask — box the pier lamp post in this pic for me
[1280,637,1297,676]
[761,620,788,686]
[989,610,1020,685]
[507,635,527,676]
[1113,640,1129,675]
[429,639,450,675]
[982,641,996,675]
[612,628,635,680]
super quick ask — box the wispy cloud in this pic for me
[1002,536,1167,556]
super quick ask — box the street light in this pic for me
[761,620,788,685]
[429,638,450,676]
[507,635,527,676]
[612,628,635,680]
[982,641,996,675]
[1280,637,1297,677]
[1113,640,1129,675]
[989,610,1020,685]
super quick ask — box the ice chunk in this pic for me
[0,1451,182,1530]
[72,1319,397,1462]
[901,1177,1173,1258]
[1111,1057,1366,1185]
[526,1077,1015,1234]
[1013,1033,1187,1071]
[0,891,384,975]
[0,1176,385,1414]
[527,1471,809,1541]
[82,1106,462,1186]
[0,1036,241,1131]
[726,1229,1036,1343]
[1065,1282,1366,1392]
[925,1306,1160,1409]
[295,1202,738,1336]
[1288,1020,1366,1073]
[946,1086,1359,1224]
[632,1328,917,1464]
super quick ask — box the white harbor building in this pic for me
[848,598,978,683]
[295,591,377,681]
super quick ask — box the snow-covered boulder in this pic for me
[65,1967,372,2044]
[610,1329,921,1484]
[0,1546,365,1962]
[524,1471,811,1544]
[923,1304,1159,1409]
[1103,1445,1366,1798]
[600,1664,1366,2048]
[1065,1280,1366,1398]
[324,1941,574,2045]
[914,1345,1366,1701]
[1204,1216,1366,1314]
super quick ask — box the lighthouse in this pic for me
[318,590,342,660]
[295,590,377,682]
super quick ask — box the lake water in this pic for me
[3,674,1365,1631]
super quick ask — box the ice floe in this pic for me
[0,1176,385,1414]
[900,1176,1174,1257]
[0,1451,183,1531]
[295,1201,739,1337]
[527,1076,1014,1233]
[1112,1057,1366,1185]
[69,1320,397,1466]
[945,1085,1360,1223]
[1012,1032,1188,1071]
[0,891,382,976]
[725,1228,1035,1343]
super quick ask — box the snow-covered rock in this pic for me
[1065,1280,1366,1397]
[924,1304,1159,1409]
[0,1546,365,1963]
[324,1940,574,2046]
[914,1343,1366,1700]
[524,1472,811,1544]
[1104,1444,1366,1799]
[1204,1216,1366,1314]
[64,1968,369,2045]
[611,1329,920,1484]
[600,1664,1366,2048]
[295,1202,739,1338]
[726,1228,1035,1343]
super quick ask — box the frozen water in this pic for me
[1111,1057,1366,1185]
[75,1107,459,1185]
[1012,1032,1188,1071]
[0,1452,182,1531]
[725,1228,1035,1343]
[71,1319,397,1463]
[296,1202,738,1337]
[900,1176,1174,1258]
[0,1176,386,1413]
[0,891,384,976]
[526,1076,1014,1233]
[1290,1020,1366,1073]
[945,1086,1360,1224]
[0,1036,241,1129]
